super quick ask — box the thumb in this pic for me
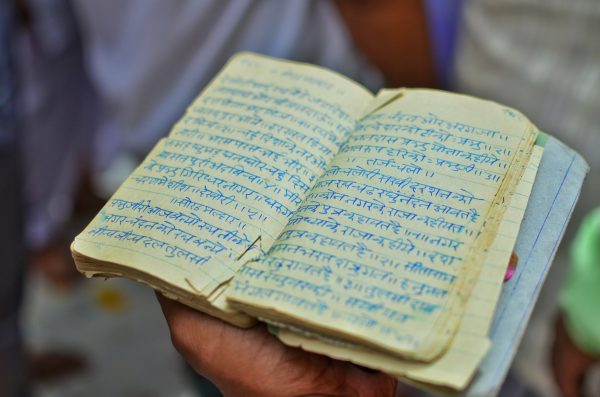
[344,367,397,397]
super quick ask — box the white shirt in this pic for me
[454,0,600,220]
[73,0,382,162]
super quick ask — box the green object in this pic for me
[560,207,600,356]
[535,131,549,147]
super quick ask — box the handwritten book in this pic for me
[272,145,543,391]
[72,52,539,389]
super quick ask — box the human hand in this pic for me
[551,315,598,397]
[157,294,397,397]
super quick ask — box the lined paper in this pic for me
[227,89,538,361]
[274,145,543,389]
[73,53,372,298]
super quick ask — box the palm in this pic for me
[157,295,397,397]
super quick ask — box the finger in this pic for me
[358,372,397,397]
[155,292,206,336]
[155,291,186,317]
[504,252,518,282]
[555,367,584,397]
[344,367,397,397]
[551,315,588,397]
[555,351,588,397]
[155,292,226,368]
[155,292,223,332]
[312,363,396,397]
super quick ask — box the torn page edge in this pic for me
[360,88,406,117]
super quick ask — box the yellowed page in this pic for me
[275,145,543,390]
[73,53,373,301]
[227,89,537,360]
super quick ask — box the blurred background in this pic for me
[1,1,599,396]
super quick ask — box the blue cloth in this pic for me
[423,0,463,88]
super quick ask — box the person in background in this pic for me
[553,208,600,397]
[15,1,433,395]
[17,0,98,289]
[0,0,27,395]
[453,1,600,396]
[454,0,600,224]
[16,1,596,396]
[18,0,386,289]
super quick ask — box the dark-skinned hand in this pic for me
[157,294,397,397]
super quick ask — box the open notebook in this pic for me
[72,52,543,390]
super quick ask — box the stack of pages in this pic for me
[72,53,544,391]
